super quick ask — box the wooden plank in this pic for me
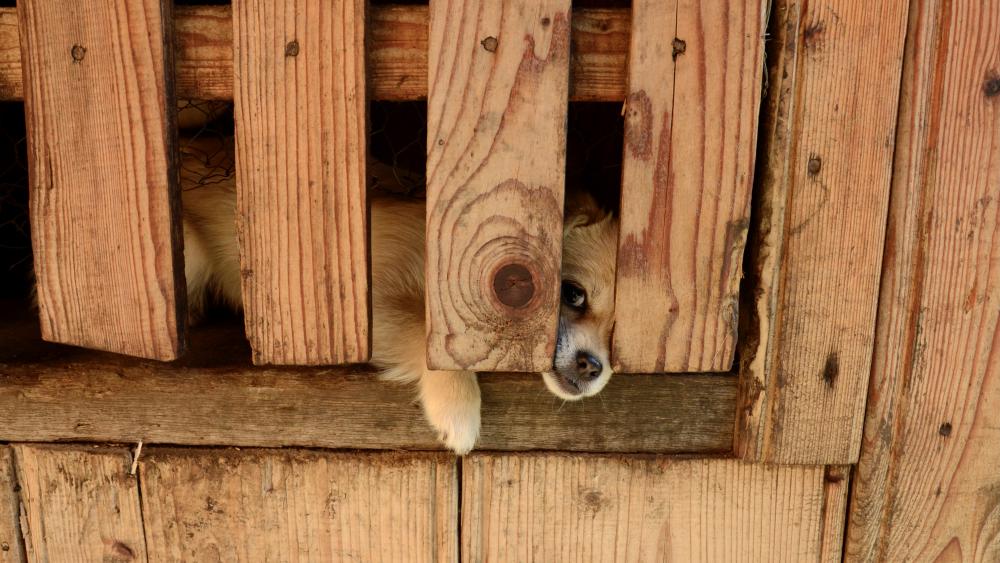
[735,0,910,463]
[462,454,831,561]
[0,449,24,563]
[0,328,735,452]
[614,0,764,373]
[233,0,369,365]
[0,6,628,102]
[13,445,146,562]
[846,1,1000,560]
[425,0,571,372]
[19,0,184,360]
[820,466,850,563]
[140,449,456,562]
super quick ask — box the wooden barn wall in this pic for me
[845,0,1000,560]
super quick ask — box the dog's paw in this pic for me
[420,370,481,455]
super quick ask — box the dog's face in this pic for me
[543,205,618,400]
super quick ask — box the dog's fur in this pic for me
[181,139,618,454]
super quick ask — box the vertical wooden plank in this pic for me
[614,0,765,373]
[735,0,910,464]
[19,0,184,360]
[140,449,457,562]
[425,0,571,372]
[847,2,1000,560]
[462,454,827,561]
[13,445,146,562]
[234,0,369,365]
[819,466,850,563]
[0,449,25,563]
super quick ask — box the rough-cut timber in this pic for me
[0,448,24,563]
[0,317,735,452]
[462,454,835,561]
[233,0,369,365]
[735,0,910,464]
[13,445,147,562]
[425,0,571,372]
[820,466,851,563]
[18,0,184,360]
[846,2,1000,560]
[0,6,628,102]
[614,0,763,373]
[140,449,457,562]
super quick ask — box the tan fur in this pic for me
[181,147,618,454]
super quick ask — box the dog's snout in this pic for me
[576,352,603,380]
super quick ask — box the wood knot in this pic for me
[492,263,534,308]
[671,38,686,60]
[285,40,299,57]
[481,36,498,53]
[70,44,86,63]
[541,16,551,26]
[984,72,1000,98]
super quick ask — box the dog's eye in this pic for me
[561,280,587,310]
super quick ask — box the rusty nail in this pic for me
[984,74,1000,98]
[541,16,551,26]
[939,422,952,437]
[285,40,300,57]
[481,36,498,53]
[808,155,822,175]
[70,44,86,63]
[671,38,686,60]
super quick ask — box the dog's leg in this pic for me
[419,370,481,455]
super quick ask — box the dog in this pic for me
[180,137,619,454]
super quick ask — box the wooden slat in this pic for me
[820,466,850,563]
[0,336,735,453]
[0,6,628,102]
[462,454,833,561]
[140,449,456,562]
[613,0,764,373]
[0,448,24,563]
[13,445,146,562]
[233,0,369,365]
[846,1,1000,560]
[19,0,184,360]
[425,0,571,372]
[735,0,910,464]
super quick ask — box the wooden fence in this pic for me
[0,0,997,560]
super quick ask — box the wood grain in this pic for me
[424,0,571,372]
[613,0,764,373]
[735,0,910,464]
[0,327,735,452]
[0,448,24,563]
[234,0,369,365]
[846,2,1000,560]
[462,454,835,561]
[19,0,184,360]
[820,466,850,563]
[0,6,628,102]
[140,449,456,562]
[13,445,146,562]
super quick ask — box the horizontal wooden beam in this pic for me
[0,315,735,453]
[0,5,629,102]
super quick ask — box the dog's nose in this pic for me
[576,352,603,380]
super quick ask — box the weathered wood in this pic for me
[846,1,1000,560]
[140,449,456,562]
[614,0,763,373]
[0,6,628,102]
[19,0,184,361]
[0,317,736,453]
[462,454,832,561]
[0,449,24,563]
[820,466,850,563]
[735,0,910,464]
[13,445,147,562]
[424,0,571,372]
[233,0,369,365]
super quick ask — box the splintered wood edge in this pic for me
[0,5,629,102]
[0,355,736,453]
